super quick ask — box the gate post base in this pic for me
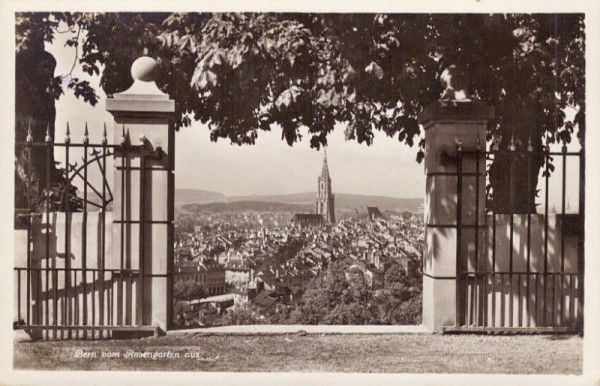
[422,275,457,333]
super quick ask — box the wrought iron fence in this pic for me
[14,123,157,339]
[455,140,584,332]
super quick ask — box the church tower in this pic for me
[316,148,335,224]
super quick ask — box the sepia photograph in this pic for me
[1,1,599,385]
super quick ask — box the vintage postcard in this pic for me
[1,0,599,385]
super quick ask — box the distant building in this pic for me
[345,261,384,288]
[231,287,258,306]
[316,149,335,224]
[197,293,235,313]
[251,291,278,314]
[292,150,336,227]
[174,258,227,296]
[354,207,370,219]
[367,207,383,220]
[291,213,324,228]
[224,259,254,287]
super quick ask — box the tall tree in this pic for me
[15,13,98,211]
[15,13,585,213]
[15,13,60,210]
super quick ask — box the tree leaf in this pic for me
[365,61,384,80]
[206,70,217,87]
[211,50,225,66]
[316,89,331,107]
[198,71,209,90]
[276,89,293,109]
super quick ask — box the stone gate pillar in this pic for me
[106,57,175,333]
[418,66,494,332]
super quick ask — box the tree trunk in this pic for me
[488,102,545,214]
[15,45,58,211]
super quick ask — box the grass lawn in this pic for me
[13,333,582,374]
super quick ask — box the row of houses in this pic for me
[173,210,424,325]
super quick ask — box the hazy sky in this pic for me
[48,27,426,199]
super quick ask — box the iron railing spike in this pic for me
[26,120,33,143]
[65,122,71,144]
[492,136,499,151]
[83,122,89,144]
[45,123,52,143]
[120,125,127,146]
[456,138,463,151]
[102,123,108,145]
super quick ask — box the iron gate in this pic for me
[14,123,158,339]
[454,140,584,332]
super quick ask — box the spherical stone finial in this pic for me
[131,56,159,82]
[440,64,471,101]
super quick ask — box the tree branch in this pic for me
[66,25,82,77]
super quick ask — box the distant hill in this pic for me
[175,189,224,206]
[175,189,422,213]
[181,200,312,213]
[227,192,422,212]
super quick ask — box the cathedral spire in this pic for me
[321,147,330,179]
[316,147,335,224]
